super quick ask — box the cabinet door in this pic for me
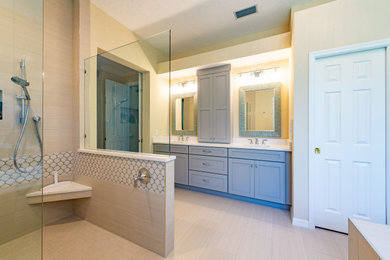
[254,161,285,204]
[197,74,213,142]
[212,71,230,143]
[228,158,254,197]
[172,153,188,185]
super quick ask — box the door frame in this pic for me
[308,38,390,229]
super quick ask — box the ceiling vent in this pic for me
[234,5,257,19]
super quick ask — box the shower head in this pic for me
[11,76,31,100]
[11,76,30,87]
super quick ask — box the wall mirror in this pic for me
[239,82,281,137]
[172,93,197,136]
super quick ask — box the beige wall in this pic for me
[160,32,291,74]
[89,3,138,56]
[292,0,390,222]
[44,0,76,154]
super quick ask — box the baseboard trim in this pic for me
[175,184,291,210]
[292,218,310,228]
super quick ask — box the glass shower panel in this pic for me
[0,1,43,259]
[84,30,171,154]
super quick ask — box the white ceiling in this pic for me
[91,0,313,56]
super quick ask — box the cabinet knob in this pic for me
[314,147,321,154]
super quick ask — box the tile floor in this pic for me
[1,188,348,259]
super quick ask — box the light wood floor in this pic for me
[1,188,348,259]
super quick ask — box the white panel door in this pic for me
[314,48,386,233]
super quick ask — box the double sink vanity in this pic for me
[154,140,291,209]
[162,64,291,209]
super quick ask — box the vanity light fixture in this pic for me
[171,80,197,94]
[236,67,281,87]
[238,67,280,78]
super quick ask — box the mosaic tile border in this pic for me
[1,151,166,195]
[75,152,165,195]
[42,151,76,178]
[0,151,76,189]
[0,154,42,189]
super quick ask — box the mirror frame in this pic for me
[239,82,281,137]
[172,92,197,136]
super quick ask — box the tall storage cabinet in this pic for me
[197,65,231,143]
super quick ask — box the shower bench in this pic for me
[26,181,92,204]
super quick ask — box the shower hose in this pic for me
[13,99,43,173]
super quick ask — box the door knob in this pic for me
[314,147,321,154]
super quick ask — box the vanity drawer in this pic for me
[189,170,227,192]
[228,149,286,162]
[189,146,227,157]
[189,155,228,175]
[153,144,169,153]
[171,145,188,154]
[153,144,188,154]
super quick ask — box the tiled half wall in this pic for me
[0,151,174,257]
[73,151,174,257]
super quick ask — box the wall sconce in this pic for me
[171,80,197,94]
[236,67,281,87]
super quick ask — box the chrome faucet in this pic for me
[248,138,253,144]
[262,138,268,145]
[255,137,259,145]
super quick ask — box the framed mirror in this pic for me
[239,82,281,137]
[172,93,197,136]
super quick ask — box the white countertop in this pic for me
[153,139,291,152]
[78,149,176,162]
[350,219,390,259]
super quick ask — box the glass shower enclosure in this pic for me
[84,31,172,154]
[0,1,44,259]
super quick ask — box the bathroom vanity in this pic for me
[153,142,291,209]
[163,64,291,209]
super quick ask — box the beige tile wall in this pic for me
[0,2,43,159]
[73,154,175,257]
[0,182,42,245]
[0,1,44,246]
[43,0,77,154]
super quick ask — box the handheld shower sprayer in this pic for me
[11,59,43,173]
[11,76,31,100]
